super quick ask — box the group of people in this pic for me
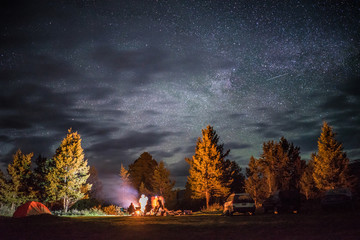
[128,194,166,216]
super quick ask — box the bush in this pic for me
[53,204,126,216]
[102,205,123,215]
[0,204,15,216]
[201,203,223,213]
[53,206,106,216]
[70,198,102,211]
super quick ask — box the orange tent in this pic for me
[13,201,52,218]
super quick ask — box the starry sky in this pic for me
[1,0,359,187]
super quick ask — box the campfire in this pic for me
[127,194,192,216]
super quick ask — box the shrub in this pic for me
[201,202,223,212]
[86,207,106,216]
[103,205,117,215]
[53,206,106,216]
[0,205,15,216]
[70,198,102,211]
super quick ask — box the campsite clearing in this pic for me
[1,210,359,240]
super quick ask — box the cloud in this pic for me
[151,147,183,159]
[315,68,360,158]
[169,159,189,177]
[88,130,173,153]
[226,142,251,150]
[227,113,245,120]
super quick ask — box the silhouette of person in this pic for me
[128,202,135,215]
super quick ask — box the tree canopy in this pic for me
[45,129,91,212]
[128,152,158,192]
[6,149,37,207]
[245,137,305,204]
[186,125,230,209]
[152,161,175,200]
[313,122,354,191]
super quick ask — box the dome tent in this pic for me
[13,201,52,218]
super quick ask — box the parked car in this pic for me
[263,190,301,214]
[321,188,353,210]
[223,193,255,215]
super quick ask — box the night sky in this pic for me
[1,0,359,187]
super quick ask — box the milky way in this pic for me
[1,1,359,187]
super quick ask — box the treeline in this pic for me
[119,152,176,208]
[0,121,358,212]
[119,127,245,210]
[183,122,356,209]
[0,129,91,213]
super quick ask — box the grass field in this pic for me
[1,210,359,240]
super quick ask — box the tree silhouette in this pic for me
[152,161,175,202]
[245,137,305,204]
[245,156,267,206]
[128,152,158,192]
[300,155,318,200]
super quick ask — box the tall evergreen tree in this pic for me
[258,137,304,194]
[7,149,37,206]
[278,137,305,190]
[86,166,102,200]
[223,159,245,193]
[186,125,229,209]
[259,140,279,194]
[152,161,175,201]
[313,122,354,191]
[33,154,52,202]
[139,182,151,196]
[245,156,267,206]
[128,152,158,192]
[0,169,17,208]
[45,129,91,212]
[300,156,318,200]
[119,164,130,185]
[245,137,304,204]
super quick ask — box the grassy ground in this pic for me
[1,210,359,240]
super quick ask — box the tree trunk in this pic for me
[267,174,272,194]
[63,196,69,213]
[205,191,209,210]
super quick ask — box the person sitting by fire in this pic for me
[151,196,158,210]
[145,200,152,214]
[152,196,165,215]
[128,202,135,215]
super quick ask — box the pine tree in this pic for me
[245,156,267,206]
[258,138,304,195]
[139,182,151,196]
[300,156,318,200]
[0,169,18,208]
[7,149,37,207]
[33,154,52,202]
[223,159,245,193]
[45,129,91,212]
[87,166,102,200]
[128,152,158,192]
[186,125,229,209]
[245,137,304,204]
[278,137,305,190]
[259,140,278,195]
[152,161,175,201]
[313,122,353,191]
[119,164,130,185]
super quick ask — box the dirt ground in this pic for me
[1,210,359,240]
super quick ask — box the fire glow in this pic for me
[101,175,139,207]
